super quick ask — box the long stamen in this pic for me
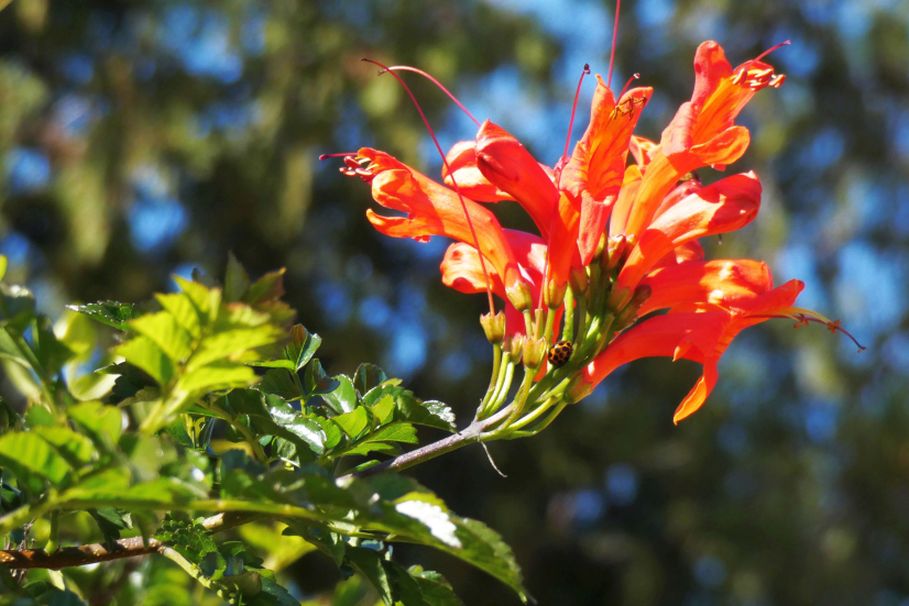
[755,39,791,62]
[618,72,640,99]
[318,151,359,161]
[362,57,496,315]
[561,63,591,163]
[606,0,622,90]
[384,65,481,127]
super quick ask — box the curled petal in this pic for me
[578,278,803,422]
[359,148,527,301]
[442,140,512,202]
[616,172,762,293]
[475,120,560,237]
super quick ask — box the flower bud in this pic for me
[614,284,652,328]
[545,278,567,309]
[479,311,506,344]
[505,281,533,312]
[522,337,548,370]
[605,234,633,273]
[504,333,525,361]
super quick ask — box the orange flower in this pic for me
[573,277,805,424]
[337,40,854,426]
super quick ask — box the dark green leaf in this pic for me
[353,363,388,395]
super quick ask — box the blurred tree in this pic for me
[1,0,908,604]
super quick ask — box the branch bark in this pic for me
[0,512,247,570]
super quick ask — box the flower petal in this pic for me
[442,140,513,202]
[358,148,528,303]
[475,120,560,237]
[616,172,762,294]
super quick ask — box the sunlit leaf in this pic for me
[69,401,123,447]
[0,432,72,485]
[67,301,137,331]
[114,336,174,386]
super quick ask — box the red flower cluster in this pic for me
[341,41,847,425]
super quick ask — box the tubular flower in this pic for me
[338,40,855,432]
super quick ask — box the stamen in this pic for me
[606,0,622,90]
[362,57,496,315]
[560,63,591,163]
[383,65,481,127]
[617,72,641,99]
[318,151,358,161]
[755,39,791,62]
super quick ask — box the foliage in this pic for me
[0,257,525,604]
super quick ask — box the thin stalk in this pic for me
[477,344,503,412]
[561,287,576,341]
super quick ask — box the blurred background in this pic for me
[1,0,908,604]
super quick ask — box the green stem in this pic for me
[477,345,502,413]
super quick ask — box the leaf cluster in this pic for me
[0,257,525,605]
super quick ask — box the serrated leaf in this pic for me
[0,432,72,485]
[188,325,283,369]
[66,300,136,331]
[69,401,122,447]
[303,359,337,397]
[245,268,285,305]
[345,547,393,604]
[173,276,221,325]
[178,362,257,393]
[267,399,326,455]
[114,336,174,385]
[406,566,464,606]
[333,406,369,439]
[129,311,193,362]
[34,426,95,466]
[322,374,357,415]
[155,292,200,338]
[370,393,396,425]
[224,252,251,302]
[353,363,388,395]
[290,325,321,370]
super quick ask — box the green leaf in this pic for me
[130,311,194,363]
[31,318,75,375]
[0,255,6,281]
[178,362,257,393]
[0,282,37,330]
[340,423,418,458]
[69,401,122,447]
[405,566,464,606]
[290,325,321,371]
[245,268,285,305]
[224,252,251,302]
[0,431,72,485]
[321,374,357,414]
[332,406,369,439]
[345,547,393,604]
[173,276,221,326]
[34,426,95,467]
[303,359,338,397]
[353,475,528,601]
[155,292,201,338]
[188,325,283,369]
[114,336,174,386]
[353,363,388,395]
[266,399,327,456]
[67,300,136,331]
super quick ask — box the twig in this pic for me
[0,512,249,570]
